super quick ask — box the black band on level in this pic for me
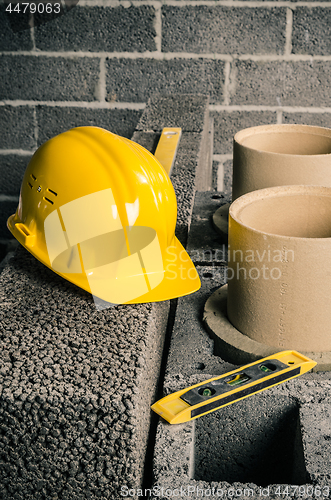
[190,367,301,418]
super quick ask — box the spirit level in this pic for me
[154,128,182,176]
[151,350,316,424]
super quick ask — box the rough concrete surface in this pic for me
[34,6,156,53]
[0,248,169,500]
[0,201,19,240]
[0,154,33,196]
[0,55,100,102]
[187,191,229,266]
[161,6,287,55]
[212,111,277,155]
[105,59,225,104]
[0,106,36,151]
[230,60,331,107]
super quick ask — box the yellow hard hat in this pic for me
[7,126,201,306]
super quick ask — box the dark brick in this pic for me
[282,112,331,128]
[212,110,277,154]
[34,5,156,52]
[231,60,331,106]
[224,159,233,197]
[0,55,100,101]
[36,106,142,145]
[0,154,32,195]
[162,6,286,55]
[137,94,209,133]
[0,4,33,50]
[292,8,331,55]
[0,106,36,150]
[0,200,18,239]
[131,131,159,154]
[106,58,225,104]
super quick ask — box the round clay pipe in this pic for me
[233,124,331,200]
[227,185,331,352]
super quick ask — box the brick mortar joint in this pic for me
[5,52,331,62]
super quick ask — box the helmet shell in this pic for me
[8,127,200,304]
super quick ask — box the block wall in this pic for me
[1,0,331,236]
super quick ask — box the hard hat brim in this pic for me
[7,213,200,305]
[124,235,201,304]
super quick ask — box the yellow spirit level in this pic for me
[151,351,316,424]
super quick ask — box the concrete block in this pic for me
[212,111,277,155]
[186,191,228,265]
[0,55,100,101]
[0,247,169,499]
[106,59,225,104]
[151,388,321,499]
[162,6,286,55]
[34,6,156,52]
[137,94,209,134]
[36,106,142,145]
[292,8,331,55]
[224,159,233,198]
[0,200,18,239]
[131,131,160,155]
[0,106,36,151]
[0,3,33,51]
[282,112,331,128]
[0,154,32,196]
[300,403,331,483]
[231,60,331,107]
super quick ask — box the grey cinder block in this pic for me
[0,154,32,195]
[282,112,331,128]
[292,8,331,56]
[162,6,287,55]
[0,247,169,500]
[0,106,36,151]
[137,94,209,133]
[0,3,33,51]
[106,59,225,104]
[0,55,100,102]
[0,200,19,239]
[212,110,277,155]
[230,60,331,106]
[34,5,156,53]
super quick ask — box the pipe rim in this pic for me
[234,124,331,157]
[229,184,331,241]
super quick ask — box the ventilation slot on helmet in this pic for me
[28,182,33,189]
[44,197,54,205]
[30,174,36,181]
[47,189,58,196]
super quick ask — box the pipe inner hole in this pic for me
[241,131,331,155]
[236,193,331,238]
